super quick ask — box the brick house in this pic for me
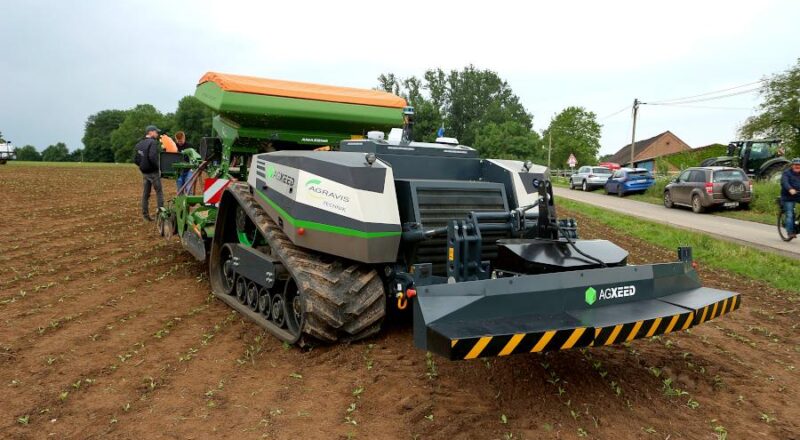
[608,131,691,171]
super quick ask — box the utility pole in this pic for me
[630,98,640,167]
[547,130,552,170]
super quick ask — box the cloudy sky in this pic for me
[1,0,798,158]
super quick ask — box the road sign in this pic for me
[567,154,577,168]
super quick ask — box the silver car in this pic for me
[569,166,613,191]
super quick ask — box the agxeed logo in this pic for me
[585,285,636,305]
[266,165,295,188]
[305,178,350,203]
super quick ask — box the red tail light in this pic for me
[705,182,713,194]
[749,181,753,193]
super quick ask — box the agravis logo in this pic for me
[305,178,350,203]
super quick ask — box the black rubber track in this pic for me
[210,183,386,345]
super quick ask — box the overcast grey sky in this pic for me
[1,0,798,159]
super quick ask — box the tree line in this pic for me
[6,61,797,165]
[377,65,601,167]
[7,96,212,163]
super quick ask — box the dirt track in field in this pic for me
[0,163,798,440]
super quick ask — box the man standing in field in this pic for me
[175,131,193,195]
[134,125,163,222]
[780,158,800,239]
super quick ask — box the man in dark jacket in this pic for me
[134,125,163,221]
[780,158,800,238]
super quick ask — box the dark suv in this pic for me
[664,167,752,213]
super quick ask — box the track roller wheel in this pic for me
[246,281,259,311]
[219,244,236,295]
[235,276,248,304]
[271,293,286,328]
[258,287,271,319]
[283,277,305,340]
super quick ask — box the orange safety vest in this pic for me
[160,134,178,153]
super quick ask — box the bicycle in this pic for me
[777,197,800,241]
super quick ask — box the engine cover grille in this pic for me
[412,182,508,275]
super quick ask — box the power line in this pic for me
[646,87,761,106]
[648,79,766,105]
[646,102,753,110]
[599,105,631,120]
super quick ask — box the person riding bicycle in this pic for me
[780,158,800,239]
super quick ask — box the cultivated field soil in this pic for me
[1,163,798,440]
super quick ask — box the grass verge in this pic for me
[559,198,800,292]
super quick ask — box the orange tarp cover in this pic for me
[199,72,407,109]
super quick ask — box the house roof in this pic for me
[608,131,668,165]
[608,131,692,164]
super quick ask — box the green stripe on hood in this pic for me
[255,189,401,239]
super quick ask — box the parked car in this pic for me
[604,168,655,197]
[663,166,751,213]
[569,166,613,191]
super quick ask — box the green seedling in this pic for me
[760,413,776,424]
[425,352,438,380]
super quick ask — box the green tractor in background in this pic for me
[700,139,788,181]
[155,72,407,259]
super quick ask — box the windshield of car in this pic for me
[713,169,746,182]
[627,171,650,178]
[592,167,612,175]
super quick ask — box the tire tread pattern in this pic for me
[227,183,386,344]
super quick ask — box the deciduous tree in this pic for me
[542,107,601,169]
[110,104,172,163]
[41,142,69,162]
[740,58,800,156]
[82,109,126,162]
[378,66,533,150]
[173,96,213,147]
[15,145,40,161]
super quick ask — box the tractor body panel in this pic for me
[247,151,402,263]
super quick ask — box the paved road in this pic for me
[553,186,800,260]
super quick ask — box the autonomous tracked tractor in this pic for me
[163,72,741,360]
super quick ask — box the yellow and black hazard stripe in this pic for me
[448,294,740,360]
[592,311,695,346]
[450,327,594,360]
[693,294,740,325]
